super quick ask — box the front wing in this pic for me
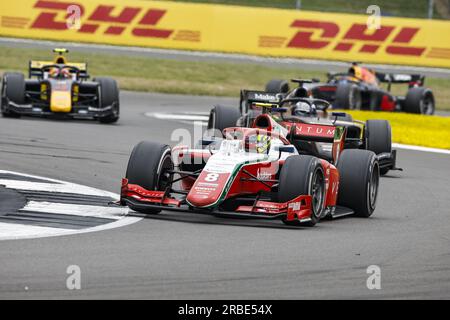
[3,99,117,120]
[120,179,313,223]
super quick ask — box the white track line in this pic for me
[21,201,124,219]
[392,143,450,155]
[148,112,209,122]
[0,170,141,241]
[0,179,112,197]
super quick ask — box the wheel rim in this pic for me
[208,111,216,130]
[421,95,434,115]
[368,165,379,210]
[157,154,174,191]
[310,169,325,218]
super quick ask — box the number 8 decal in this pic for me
[205,173,219,182]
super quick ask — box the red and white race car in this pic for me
[120,113,380,226]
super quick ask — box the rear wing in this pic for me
[240,90,282,113]
[375,72,425,86]
[28,60,89,79]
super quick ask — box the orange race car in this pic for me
[265,62,435,115]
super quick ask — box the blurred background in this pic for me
[164,0,450,19]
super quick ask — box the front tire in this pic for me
[365,120,392,175]
[207,105,241,136]
[125,141,173,214]
[95,77,120,123]
[2,72,25,118]
[278,155,325,227]
[337,149,379,218]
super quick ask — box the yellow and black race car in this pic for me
[0,48,119,123]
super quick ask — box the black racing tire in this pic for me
[337,149,379,218]
[95,77,120,123]
[125,141,173,214]
[2,72,25,118]
[334,83,362,110]
[278,155,325,227]
[365,120,392,175]
[369,90,383,111]
[207,105,241,136]
[404,87,435,115]
[265,79,290,94]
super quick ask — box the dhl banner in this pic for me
[1,0,450,68]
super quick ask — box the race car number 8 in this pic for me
[205,173,219,182]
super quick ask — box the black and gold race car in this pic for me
[0,48,119,123]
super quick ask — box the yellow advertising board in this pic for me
[0,0,450,68]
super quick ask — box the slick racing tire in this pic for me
[95,77,120,123]
[334,83,362,110]
[404,87,435,115]
[1,72,25,118]
[337,149,379,218]
[125,141,174,214]
[278,155,325,227]
[365,120,392,175]
[207,105,241,136]
[265,79,290,94]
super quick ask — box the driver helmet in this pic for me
[245,134,271,154]
[292,101,317,117]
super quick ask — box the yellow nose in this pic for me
[50,91,72,113]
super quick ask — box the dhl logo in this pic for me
[285,19,425,57]
[30,0,173,38]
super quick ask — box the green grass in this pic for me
[0,45,449,110]
[159,0,447,19]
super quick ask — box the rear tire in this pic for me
[207,105,241,136]
[278,155,325,227]
[125,141,173,214]
[404,87,435,115]
[334,83,362,110]
[365,120,392,176]
[2,72,25,118]
[337,149,379,218]
[265,79,290,94]
[95,77,120,123]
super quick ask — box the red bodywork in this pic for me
[121,124,342,223]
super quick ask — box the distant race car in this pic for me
[265,63,435,115]
[0,48,119,123]
[120,118,381,226]
[207,85,400,175]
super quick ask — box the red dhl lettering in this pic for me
[30,0,174,38]
[286,19,425,57]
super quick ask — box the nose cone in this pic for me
[186,171,231,208]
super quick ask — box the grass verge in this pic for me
[0,45,449,149]
[343,110,450,149]
[0,45,449,110]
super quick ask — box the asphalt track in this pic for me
[0,91,449,299]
